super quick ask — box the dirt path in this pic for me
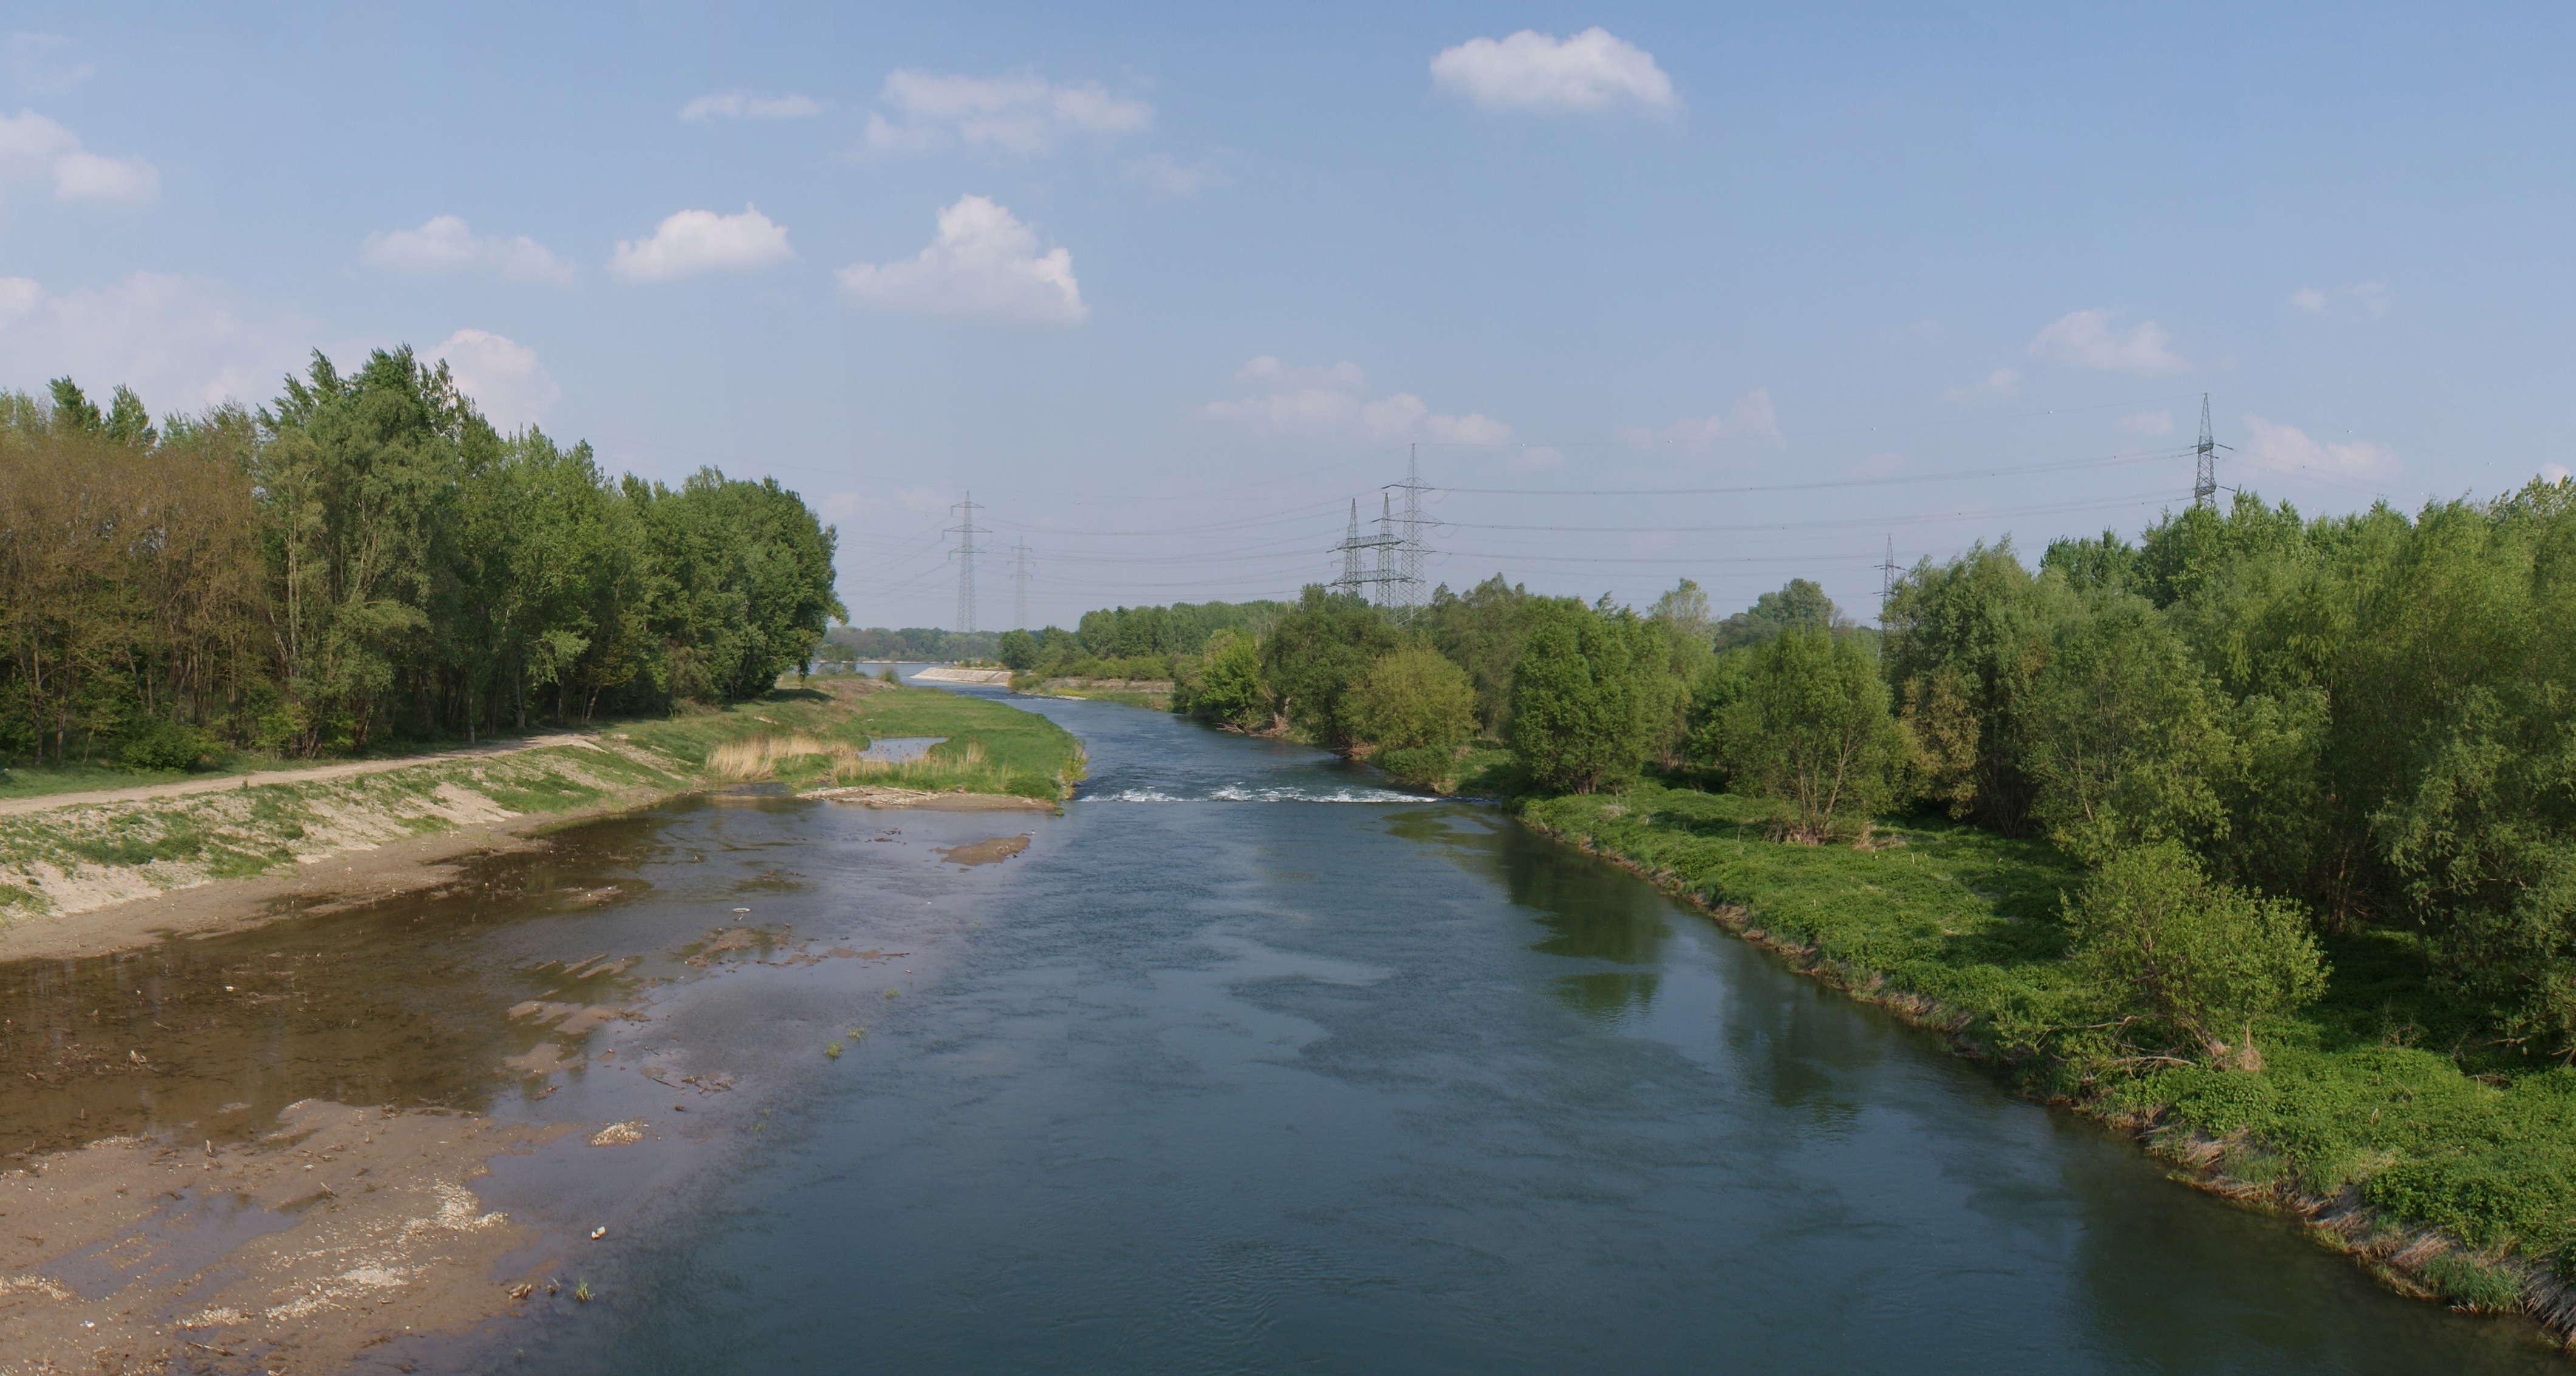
[0,733,593,817]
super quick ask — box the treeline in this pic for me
[1121,475,2576,1059]
[994,599,1285,681]
[4,349,842,766]
[825,627,999,663]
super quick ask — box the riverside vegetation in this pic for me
[1,351,843,781]
[1067,475,2576,1335]
[0,674,1079,929]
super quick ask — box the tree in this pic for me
[1178,628,1269,729]
[1881,542,2075,833]
[1347,644,1475,785]
[2068,842,2326,1070]
[1417,574,1573,738]
[1648,577,1713,645]
[1508,602,1653,794]
[1698,627,1910,842]
[1712,578,1842,650]
[997,629,1039,671]
[2019,597,2231,862]
[1262,585,1397,751]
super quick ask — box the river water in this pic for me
[7,681,2563,1372]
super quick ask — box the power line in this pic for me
[1442,448,2192,498]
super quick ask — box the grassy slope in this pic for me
[1526,782,2576,1311]
[0,680,1081,918]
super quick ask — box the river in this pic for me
[5,680,2562,1371]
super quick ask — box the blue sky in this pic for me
[3,3,2569,628]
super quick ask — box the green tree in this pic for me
[1417,574,1574,739]
[1347,644,1475,786]
[1262,585,1397,751]
[2068,841,2326,1069]
[1712,577,1842,651]
[2020,598,2231,862]
[1508,602,1654,794]
[997,628,1039,671]
[1178,628,1269,730]
[1881,542,2075,832]
[1699,627,1910,842]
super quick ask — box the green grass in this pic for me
[0,679,1079,924]
[1528,780,2576,1282]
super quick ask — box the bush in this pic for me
[1374,746,1454,790]
[2069,841,2327,1068]
[122,718,217,772]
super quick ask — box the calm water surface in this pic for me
[7,679,2559,1373]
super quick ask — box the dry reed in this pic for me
[703,732,838,781]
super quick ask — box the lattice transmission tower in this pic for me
[2193,395,2230,508]
[1010,539,1034,630]
[947,494,988,634]
[1877,534,1899,627]
[1328,448,1438,621]
[1388,444,1435,622]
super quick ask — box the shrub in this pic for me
[121,719,217,772]
[2068,841,2327,1068]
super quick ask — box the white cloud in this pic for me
[1508,444,1563,471]
[363,215,572,284]
[609,205,794,282]
[1203,356,1512,448]
[837,195,1085,325]
[5,34,94,95]
[0,271,310,409]
[427,329,559,432]
[2241,414,2397,477]
[1616,389,1780,450]
[2116,409,2175,437]
[1430,28,1677,116]
[0,109,155,205]
[679,91,825,121]
[862,69,1151,157]
[2026,309,2187,374]
[1941,367,2020,403]
[2542,462,2571,484]
[2289,281,2390,319]
[1126,152,1231,198]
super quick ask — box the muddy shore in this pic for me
[0,792,1020,1373]
[0,786,664,966]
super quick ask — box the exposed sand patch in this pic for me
[935,835,1031,867]
[0,1101,577,1375]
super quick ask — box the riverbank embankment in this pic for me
[0,677,1084,961]
[1525,782,2576,1351]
